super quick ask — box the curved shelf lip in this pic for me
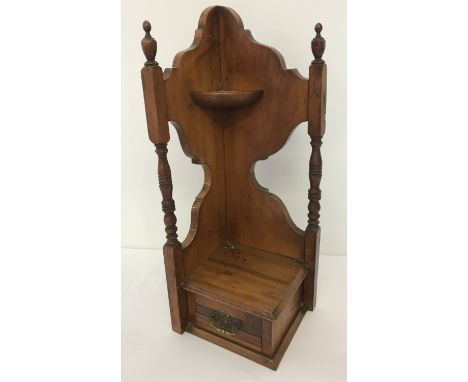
[190,90,264,109]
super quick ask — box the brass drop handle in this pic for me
[209,311,243,336]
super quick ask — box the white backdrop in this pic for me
[122,0,346,255]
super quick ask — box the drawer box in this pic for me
[183,245,308,368]
[186,287,302,358]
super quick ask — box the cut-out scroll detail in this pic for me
[168,123,208,249]
[252,123,309,233]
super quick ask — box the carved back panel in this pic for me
[162,6,308,274]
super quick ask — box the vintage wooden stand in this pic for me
[140,6,326,370]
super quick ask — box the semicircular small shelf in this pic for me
[190,89,264,109]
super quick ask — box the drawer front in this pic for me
[187,293,262,351]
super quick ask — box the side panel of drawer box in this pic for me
[187,292,262,351]
[261,287,302,357]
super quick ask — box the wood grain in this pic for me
[183,244,307,320]
[163,7,227,276]
[303,23,327,310]
[186,305,307,370]
[140,33,188,332]
[187,293,262,351]
[271,287,301,352]
[163,6,308,274]
[219,7,308,258]
[163,244,187,333]
[140,6,328,369]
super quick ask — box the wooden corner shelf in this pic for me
[140,5,328,370]
[190,90,264,109]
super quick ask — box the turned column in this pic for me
[307,138,322,230]
[155,143,179,246]
[304,23,327,310]
[141,21,187,332]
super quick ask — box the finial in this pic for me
[311,22,326,63]
[143,20,151,33]
[141,20,158,66]
[315,23,322,35]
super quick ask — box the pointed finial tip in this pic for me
[141,20,158,66]
[143,20,151,33]
[311,22,325,62]
[315,23,322,34]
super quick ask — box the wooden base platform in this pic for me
[182,244,309,369]
[183,244,308,320]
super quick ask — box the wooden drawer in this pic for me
[187,293,262,351]
[183,245,307,364]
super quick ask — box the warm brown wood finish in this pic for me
[140,7,327,369]
[162,244,187,333]
[186,305,307,370]
[140,20,187,334]
[184,244,308,320]
[187,292,262,351]
[141,20,158,67]
[304,23,327,311]
[155,143,178,246]
[190,90,264,109]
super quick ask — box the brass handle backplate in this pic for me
[209,311,243,336]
